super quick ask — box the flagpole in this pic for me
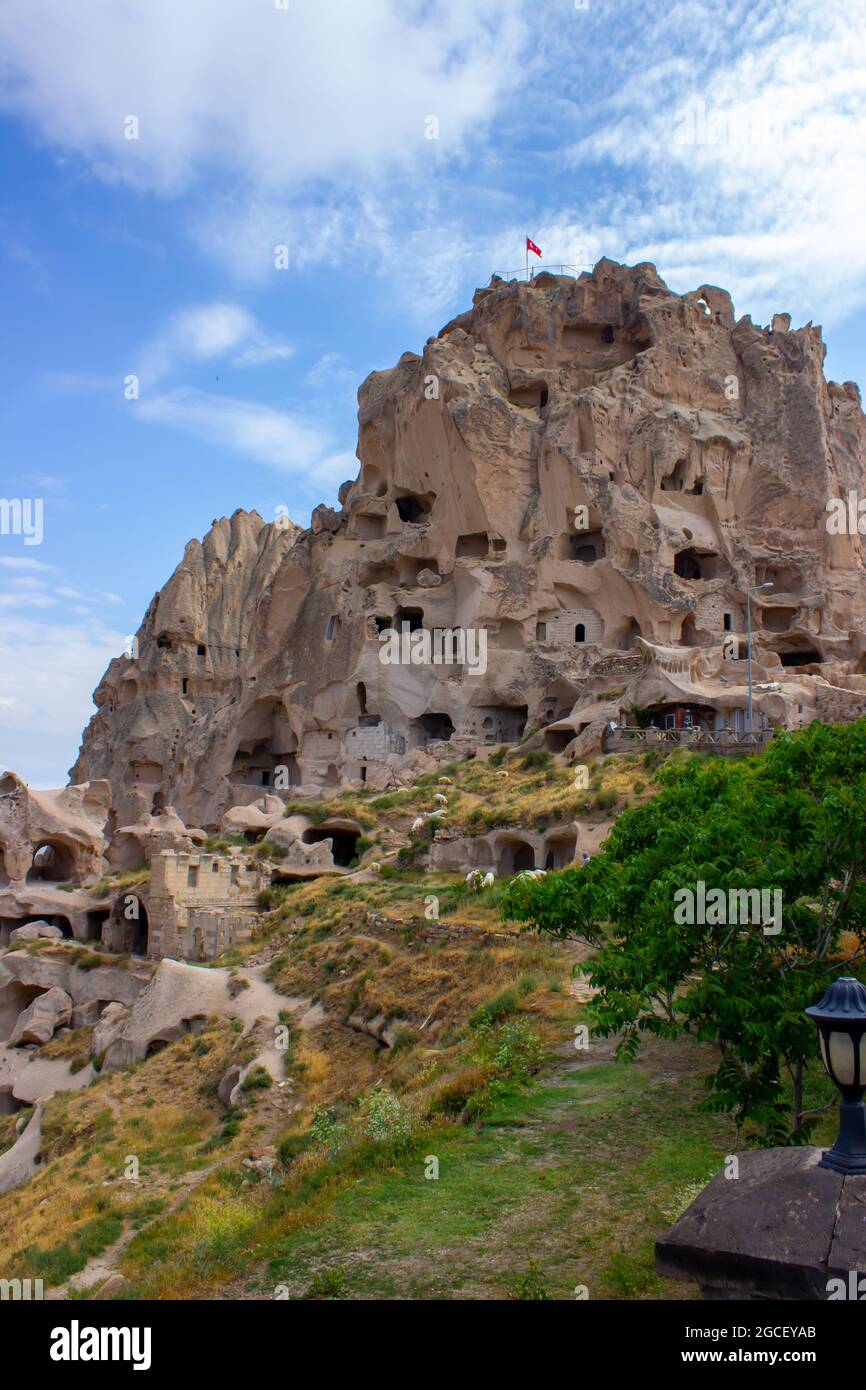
[525,234,528,283]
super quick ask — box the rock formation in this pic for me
[67,259,866,832]
[2,257,866,963]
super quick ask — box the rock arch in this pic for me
[26,840,76,885]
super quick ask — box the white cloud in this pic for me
[0,556,53,572]
[0,592,56,609]
[0,0,527,195]
[137,302,291,384]
[0,615,124,787]
[556,0,866,324]
[1,0,864,330]
[42,370,118,395]
[304,352,359,406]
[135,388,355,489]
[232,343,294,368]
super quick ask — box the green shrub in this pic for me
[358,1088,417,1149]
[255,840,288,860]
[276,1130,314,1168]
[304,1265,346,1299]
[508,1260,551,1300]
[310,1104,352,1157]
[240,1065,272,1092]
[521,749,551,771]
[389,1025,419,1053]
[69,949,103,971]
[427,1066,487,1116]
[191,1196,257,1275]
[468,975,535,1030]
[468,1018,546,1112]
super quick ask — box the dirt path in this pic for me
[230,963,324,1083]
[58,963,321,1297]
[64,1156,229,1297]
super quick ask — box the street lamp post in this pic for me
[805,977,866,1175]
[746,582,773,739]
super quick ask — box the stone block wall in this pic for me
[148,850,267,960]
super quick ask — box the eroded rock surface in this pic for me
[66,260,866,828]
[9,986,73,1046]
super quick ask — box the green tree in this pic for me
[500,721,866,1142]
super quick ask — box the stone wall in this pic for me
[147,850,269,960]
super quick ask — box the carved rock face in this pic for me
[68,259,866,830]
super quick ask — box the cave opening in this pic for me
[301,826,360,867]
[26,841,75,885]
[779,648,823,667]
[395,494,432,524]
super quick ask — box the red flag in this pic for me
[526,237,542,258]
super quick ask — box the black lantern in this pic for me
[805,976,866,1175]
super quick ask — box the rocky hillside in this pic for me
[71,260,866,832]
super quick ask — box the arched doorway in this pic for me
[498,839,536,875]
[109,893,149,955]
[131,901,149,956]
[512,843,536,873]
[544,834,577,870]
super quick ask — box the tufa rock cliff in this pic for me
[70,258,866,830]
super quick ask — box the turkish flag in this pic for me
[526,237,542,258]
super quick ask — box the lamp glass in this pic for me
[827,1031,856,1087]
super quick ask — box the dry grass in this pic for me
[0,1017,255,1286]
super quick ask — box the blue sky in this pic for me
[1,0,865,786]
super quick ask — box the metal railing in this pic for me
[603,725,774,754]
[490,263,592,283]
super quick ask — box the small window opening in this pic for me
[395,606,424,632]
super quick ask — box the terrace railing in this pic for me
[603,726,774,756]
[489,263,591,283]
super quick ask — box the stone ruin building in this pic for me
[2,258,866,960]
